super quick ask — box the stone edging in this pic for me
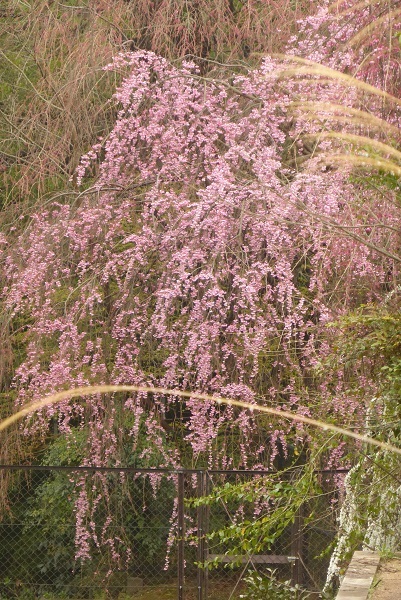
[336,551,381,600]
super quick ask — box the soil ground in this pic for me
[369,557,401,599]
[130,582,241,599]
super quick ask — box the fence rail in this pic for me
[0,465,346,599]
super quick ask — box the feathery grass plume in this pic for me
[289,102,401,137]
[346,7,401,49]
[271,55,401,106]
[304,132,401,166]
[2,385,401,458]
[271,54,401,179]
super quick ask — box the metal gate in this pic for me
[0,465,343,599]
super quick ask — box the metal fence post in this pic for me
[196,471,209,600]
[204,472,210,600]
[178,471,185,600]
[197,471,204,600]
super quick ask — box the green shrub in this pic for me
[240,569,309,600]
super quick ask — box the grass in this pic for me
[35,582,243,600]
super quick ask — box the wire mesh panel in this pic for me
[0,467,178,599]
[0,466,342,600]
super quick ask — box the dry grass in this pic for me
[271,54,401,181]
[0,0,313,212]
[127,582,241,600]
[1,0,128,209]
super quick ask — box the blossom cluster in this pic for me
[2,0,401,565]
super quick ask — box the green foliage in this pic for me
[328,300,401,428]
[191,468,317,558]
[0,425,178,597]
[41,430,87,465]
[22,477,76,587]
[240,569,309,600]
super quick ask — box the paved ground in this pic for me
[370,557,401,600]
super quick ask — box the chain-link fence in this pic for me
[0,466,345,599]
